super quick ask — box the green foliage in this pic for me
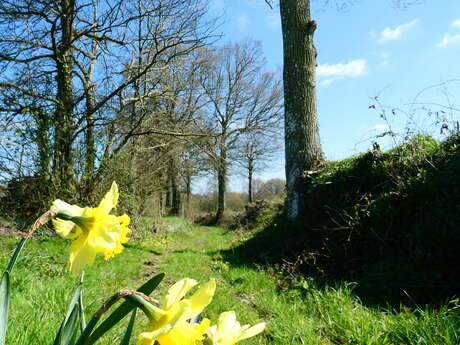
[230,199,284,231]
[0,176,53,219]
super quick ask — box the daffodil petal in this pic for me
[187,279,216,319]
[88,215,123,252]
[52,218,81,239]
[237,322,266,341]
[206,325,218,343]
[163,278,198,310]
[68,233,97,275]
[217,311,240,337]
[138,300,192,345]
[138,323,174,345]
[157,318,210,345]
[97,181,119,215]
[118,214,130,226]
[52,199,84,217]
[51,200,85,239]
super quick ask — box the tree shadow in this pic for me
[220,138,460,309]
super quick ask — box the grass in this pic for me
[0,235,148,344]
[1,216,459,344]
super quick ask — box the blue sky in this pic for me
[200,0,460,192]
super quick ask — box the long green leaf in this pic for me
[0,237,29,345]
[73,317,98,345]
[6,238,27,273]
[53,283,83,345]
[82,273,164,345]
[79,273,86,332]
[59,305,79,345]
[120,309,137,345]
[0,273,9,345]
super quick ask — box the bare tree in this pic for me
[235,130,282,203]
[199,40,283,220]
[253,178,285,200]
[0,0,215,200]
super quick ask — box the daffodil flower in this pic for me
[51,181,131,275]
[138,278,216,345]
[206,311,265,345]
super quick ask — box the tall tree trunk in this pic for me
[165,175,172,210]
[215,148,227,221]
[83,37,98,198]
[168,159,180,216]
[83,88,96,196]
[280,0,324,219]
[185,173,191,218]
[248,159,254,203]
[34,108,51,181]
[53,0,75,197]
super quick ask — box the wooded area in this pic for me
[0,0,284,222]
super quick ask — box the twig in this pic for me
[23,209,58,238]
[94,290,158,319]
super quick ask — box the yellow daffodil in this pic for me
[138,278,216,345]
[51,181,131,275]
[206,311,265,345]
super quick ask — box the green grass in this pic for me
[1,217,459,344]
[0,235,148,345]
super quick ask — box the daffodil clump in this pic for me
[51,181,131,274]
[137,278,265,345]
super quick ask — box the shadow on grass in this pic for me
[221,213,459,309]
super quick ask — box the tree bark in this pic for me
[83,88,96,196]
[215,148,227,221]
[53,0,76,197]
[280,0,324,219]
[185,174,191,218]
[83,36,98,198]
[248,158,254,203]
[34,108,51,180]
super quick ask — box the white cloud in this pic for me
[378,19,419,43]
[436,33,460,48]
[317,59,367,78]
[316,59,367,86]
[452,19,460,28]
[237,13,249,29]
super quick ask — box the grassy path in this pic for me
[1,217,459,344]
